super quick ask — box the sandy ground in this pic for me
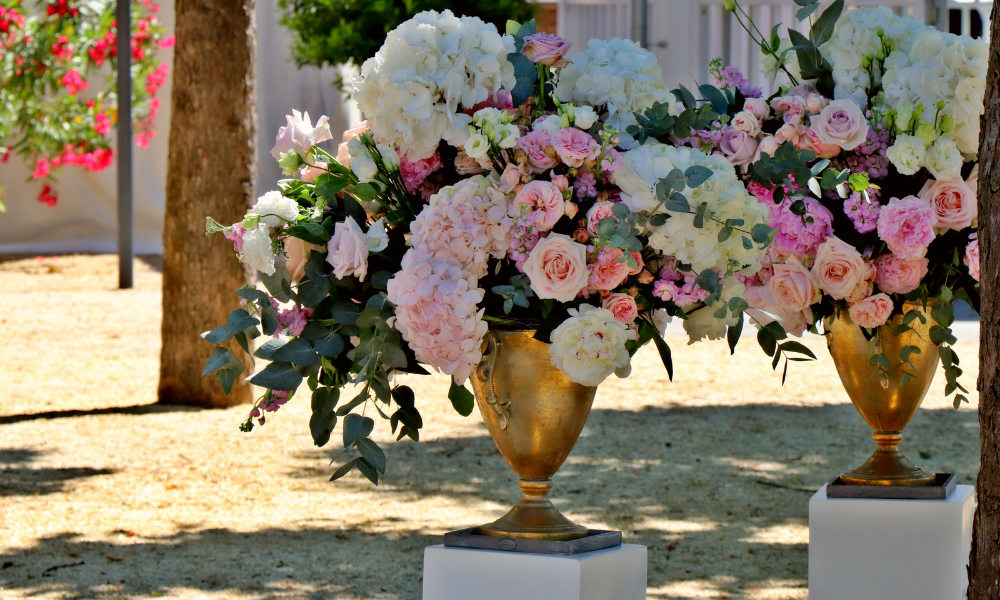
[0,254,982,600]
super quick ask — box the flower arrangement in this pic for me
[640,0,983,406]
[0,0,173,209]
[200,13,777,483]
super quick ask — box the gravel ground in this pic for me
[0,254,982,600]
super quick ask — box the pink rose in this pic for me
[876,196,936,259]
[803,128,841,159]
[771,95,807,124]
[551,174,570,192]
[284,237,325,284]
[919,177,977,232]
[637,269,655,284]
[271,110,334,164]
[454,151,485,175]
[731,111,761,136]
[768,258,820,313]
[512,180,565,231]
[516,129,559,173]
[522,233,590,302]
[602,293,638,324]
[588,247,630,291]
[965,233,980,282]
[564,201,579,219]
[756,135,780,158]
[846,279,874,304]
[334,120,371,167]
[718,127,759,171]
[551,128,599,168]
[521,33,572,67]
[775,123,807,148]
[873,253,929,295]
[744,98,770,121]
[810,99,869,151]
[811,236,866,299]
[806,93,827,114]
[400,154,443,195]
[967,164,979,192]
[586,201,616,235]
[628,251,643,275]
[498,162,527,194]
[326,216,369,281]
[848,293,894,328]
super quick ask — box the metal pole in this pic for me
[116,0,133,289]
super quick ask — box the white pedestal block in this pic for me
[809,484,975,600]
[422,544,647,600]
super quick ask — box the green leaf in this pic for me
[929,325,958,346]
[254,337,287,360]
[742,236,753,250]
[287,222,331,245]
[694,269,720,294]
[355,457,379,485]
[698,84,729,115]
[235,288,271,306]
[810,0,844,46]
[304,250,329,283]
[330,458,360,481]
[727,313,744,355]
[313,331,346,358]
[260,268,292,303]
[202,347,234,376]
[202,309,260,344]
[249,361,303,391]
[718,226,733,243]
[356,439,386,474]
[751,223,772,244]
[870,353,891,370]
[270,337,318,366]
[370,270,393,289]
[336,389,369,416]
[330,301,361,325]
[693,202,708,228]
[651,327,673,380]
[314,174,352,198]
[343,413,375,447]
[672,85,698,109]
[215,356,245,395]
[796,2,819,20]
[297,279,330,307]
[778,340,817,359]
[900,345,922,363]
[260,304,280,336]
[448,379,476,417]
[612,203,631,220]
[309,389,338,447]
[665,192,691,212]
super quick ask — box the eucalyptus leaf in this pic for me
[344,413,375,447]
[271,337,318,366]
[356,439,387,474]
[248,361,303,391]
[448,379,475,417]
[202,347,234,376]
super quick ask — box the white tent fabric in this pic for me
[0,0,358,255]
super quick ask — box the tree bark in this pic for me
[969,2,1000,597]
[158,0,257,407]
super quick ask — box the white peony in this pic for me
[240,224,277,275]
[926,138,964,180]
[554,38,671,148]
[250,191,299,228]
[615,143,769,273]
[549,304,637,386]
[886,134,927,175]
[351,10,516,160]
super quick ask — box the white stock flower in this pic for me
[366,217,389,252]
[886,134,927,176]
[250,191,299,228]
[240,224,277,275]
[549,304,637,386]
[926,138,964,180]
[351,10,516,160]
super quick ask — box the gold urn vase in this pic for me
[468,330,596,541]
[825,302,939,486]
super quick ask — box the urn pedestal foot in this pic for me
[481,478,588,541]
[840,432,936,486]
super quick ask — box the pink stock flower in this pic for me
[811,236,866,300]
[810,99,869,151]
[601,148,623,174]
[653,275,710,307]
[919,177,977,233]
[876,196,936,260]
[278,305,313,337]
[61,69,87,95]
[521,33,572,67]
[516,129,558,173]
[586,201,616,235]
[261,390,290,413]
[400,153,443,195]
[873,253,929,295]
[602,293,638,324]
[522,233,589,301]
[718,127,758,171]
[588,247,630,291]
[326,216,369,281]
[848,293,894,328]
[551,128,599,168]
[843,190,881,234]
[966,233,980,282]
[512,180,564,232]
[764,196,834,260]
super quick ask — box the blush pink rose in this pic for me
[775,123,808,148]
[284,236,325,284]
[965,233,980,281]
[588,247,630,291]
[756,135,780,158]
[602,293,639,324]
[334,120,370,167]
[811,236,866,299]
[873,253,929,295]
[846,278,874,304]
[744,97,770,121]
[848,293,894,328]
[522,233,590,302]
[772,95,807,124]
[810,99,869,151]
[803,128,841,159]
[454,151,485,175]
[628,251,643,275]
[806,93,827,114]
[517,129,559,173]
[551,128,599,168]
[586,201,616,234]
[919,177,977,232]
[551,174,570,192]
[768,258,820,313]
[498,162,527,194]
[521,33,572,67]
[513,180,565,231]
[876,196,936,260]
[326,216,369,281]
[718,128,759,171]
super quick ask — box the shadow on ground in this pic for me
[0,403,206,426]
[0,403,979,599]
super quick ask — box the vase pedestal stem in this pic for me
[840,431,935,486]
[481,478,588,541]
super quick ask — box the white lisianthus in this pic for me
[549,304,637,386]
[366,217,389,252]
[533,115,563,134]
[494,123,521,149]
[250,191,299,228]
[240,224,277,275]
[375,143,400,172]
[925,138,964,180]
[465,134,491,158]
[574,105,599,130]
[554,38,670,148]
[886,134,927,176]
[351,153,379,182]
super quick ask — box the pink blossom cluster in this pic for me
[400,153,443,195]
[843,189,881,234]
[713,64,762,99]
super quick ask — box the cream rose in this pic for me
[886,135,927,176]
[810,99,869,151]
[811,236,866,300]
[926,138,964,180]
[731,111,761,137]
[522,233,589,302]
[919,177,977,232]
[768,258,821,313]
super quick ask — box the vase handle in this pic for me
[479,332,511,430]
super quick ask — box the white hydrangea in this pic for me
[549,304,637,386]
[240,224,277,275]
[615,143,769,273]
[250,191,299,228]
[351,10,516,161]
[554,38,671,149]
[682,278,746,343]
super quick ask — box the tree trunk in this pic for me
[158,0,257,407]
[969,3,1000,597]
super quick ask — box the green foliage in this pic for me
[277,0,537,86]
[448,379,476,417]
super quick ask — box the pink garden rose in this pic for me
[516,129,559,173]
[284,237,325,284]
[811,236,866,299]
[775,123,807,148]
[873,253,929,295]
[731,111,761,136]
[803,128,841,159]
[876,196,936,259]
[400,153,443,195]
[918,177,977,232]
[588,247,630,291]
[846,278,874,304]
[768,258,821,313]
[743,97,770,121]
[523,233,590,302]
[551,127,599,168]
[810,99,869,151]
[771,95,807,124]
[454,151,485,175]
[965,233,980,281]
[586,201,616,235]
[806,93,827,114]
[551,174,570,192]
[756,135,780,158]
[334,120,371,167]
[848,293,894,328]
[602,293,639,324]
[521,33,572,67]
[498,162,527,194]
[271,110,334,164]
[718,128,759,171]
[512,180,565,232]
[326,216,369,281]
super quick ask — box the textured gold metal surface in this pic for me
[469,330,596,540]
[825,302,938,486]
